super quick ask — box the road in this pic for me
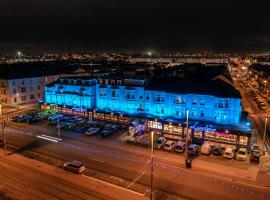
[234,77,270,151]
[1,122,270,200]
[0,152,147,200]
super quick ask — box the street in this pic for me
[1,119,269,200]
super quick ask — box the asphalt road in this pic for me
[235,78,270,151]
[2,123,270,200]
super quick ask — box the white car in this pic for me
[63,160,86,174]
[200,143,212,155]
[85,127,100,136]
[236,148,248,161]
[223,147,234,159]
[163,140,176,151]
[174,141,186,153]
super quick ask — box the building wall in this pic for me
[45,78,241,126]
[0,75,59,105]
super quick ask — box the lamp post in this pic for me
[263,117,269,153]
[0,104,7,156]
[264,80,267,94]
[16,93,19,110]
[150,131,154,200]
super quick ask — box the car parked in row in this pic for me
[85,127,100,136]
[200,143,212,155]
[174,141,186,153]
[154,137,166,149]
[164,140,176,151]
[212,146,223,156]
[236,148,248,161]
[223,147,234,159]
[187,144,200,156]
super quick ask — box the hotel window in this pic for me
[13,89,16,94]
[155,94,164,102]
[131,93,135,99]
[30,86,33,92]
[200,110,205,117]
[22,80,25,85]
[139,92,143,99]
[30,94,35,100]
[37,85,40,91]
[161,108,165,114]
[200,97,205,105]
[191,110,196,117]
[192,97,197,105]
[218,99,224,108]
[13,81,15,85]
[21,87,26,93]
[14,97,17,103]
[126,91,131,99]
[21,96,26,102]
[175,96,182,104]
[225,100,229,108]
[99,89,106,96]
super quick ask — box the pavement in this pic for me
[0,150,148,200]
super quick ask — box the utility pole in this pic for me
[150,131,154,200]
[0,104,7,156]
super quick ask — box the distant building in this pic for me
[45,75,242,125]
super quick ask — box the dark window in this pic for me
[30,94,35,100]
[13,89,16,94]
[21,87,26,93]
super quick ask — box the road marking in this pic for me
[40,135,62,141]
[88,157,105,163]
[81,175,145,197]
[37,135,59,143]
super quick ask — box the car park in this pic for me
[154,137,166,149]
[223,147,234,159]
[63,160,86,174]
[187,144,200,156]
[85,127,100,136]
[174,141,186,153]
[236,148,248,161]
[164,140,176,151]
[200,143,212,155]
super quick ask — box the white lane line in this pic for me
[36,135,59,143]
[40,135,62,141]
[81,175,145,197]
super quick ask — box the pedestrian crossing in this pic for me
[36,135,62,143]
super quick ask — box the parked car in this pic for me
[76,118,86,125]
[200,143,212,155]
[223,147,234,159]
[64,122,77,129]
[85,127,100,136]
[87,120,99,127]
[164,140,176,151]
[251,144,260,152]
[174,141,186,153]
[12,115,23,122]
[17,114,32,122]
[63,160,86,174]
[28,117,41,124]
[154,137,166,149]
[99,130,113,138]
[111,125,120,131]
[236,148,248,161]
[250,150,260,163]
[212,146,223,156]
[59,121,69,128]
[187,144,200,156]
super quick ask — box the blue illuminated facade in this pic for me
[45,76,242,125]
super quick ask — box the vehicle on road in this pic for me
[85,127,100,136]
[154,137,166,149]
[223,147,234,159]
[212,146,223,156]
[236,148,248,161]
[200,143,212,155]
[187,144,200,156]
[164,140,176,151]
[174,141,186,153]
[63,160,86,174]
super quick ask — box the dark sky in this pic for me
[0,0,269,53]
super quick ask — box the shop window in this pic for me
[239,136,248,145]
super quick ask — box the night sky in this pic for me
[0,0,269,53]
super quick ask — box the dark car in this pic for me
[212,146,223,156]
[99,130,113,138]
[187,144,200,156]
[250,151,260,163]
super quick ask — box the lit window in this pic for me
[225,100,229,108]
[200,97,205,105]
[200,110,205,117]
[192,97,197,105]
[218,99,224,108]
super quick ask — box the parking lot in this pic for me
[8,109,261,170]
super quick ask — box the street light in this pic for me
[17,51,22,59]
[150,131,154,200]
[264,80,267,94]
[263,116,269,153]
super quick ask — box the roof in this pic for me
[145,78,241,98]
